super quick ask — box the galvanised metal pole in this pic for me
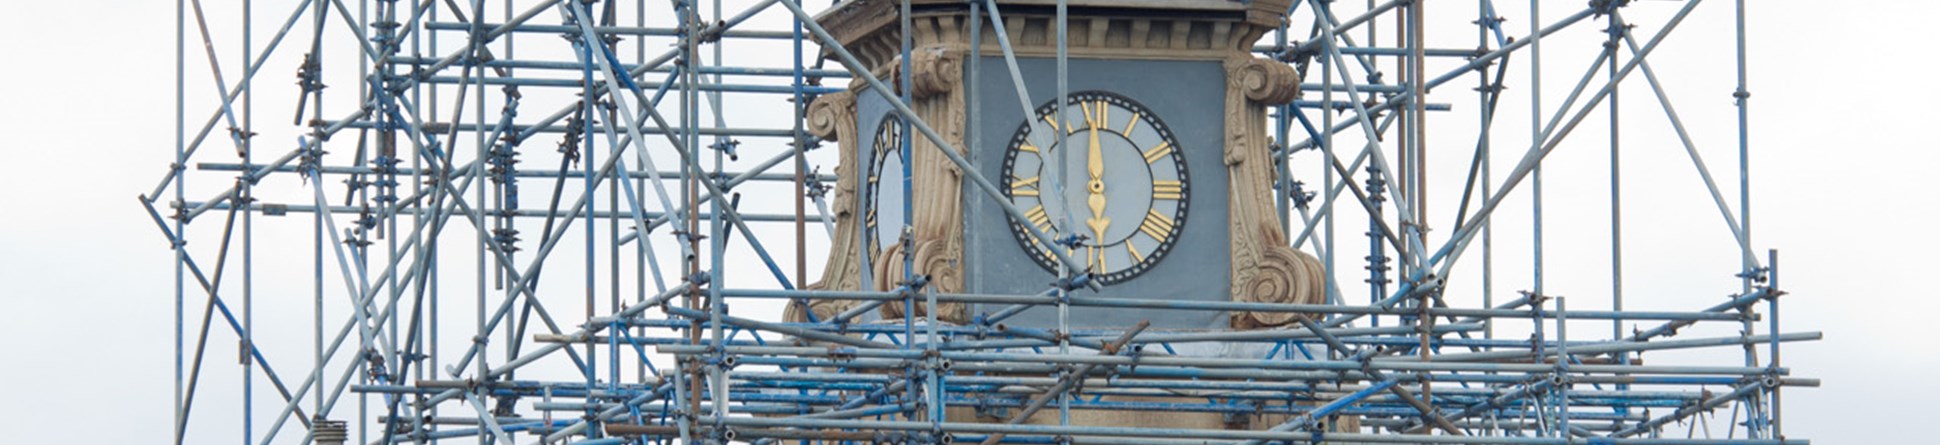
[1321,0,1338,311]
[1734,7,1760,435]
[579,2,602,440]
[173,0,187,442]
[1766,249,1782,437]
[1528,0,1545,330]
[1557,298,1571,437]
[240,0,257,440]
[713,287,1746,322]
[1477,0,1498,340]
[1606,7,1630,417]
[1052,0,1076,432]
[406,0,434,436]
[790,0,808,335]
[676,0,699,440]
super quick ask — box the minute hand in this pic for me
[1084,120,1109,239]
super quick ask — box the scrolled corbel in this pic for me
[805,90,854,141]
[909,46,962,98]
[1233,246,1326,329]
[788,90,863,325]
[1232,57,1302,105]
[878,239,968,324]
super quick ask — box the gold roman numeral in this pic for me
[1096,101,1109,130]
[1025,204,1050,229]
[1042,114,1063,132]
[1126,242,1144,264]
[1139,209,1175,240]
[1011,175,1041,197]
[1018,143,1039,154]
[1122,113,1140,135]
[1142,141,1173,164]
[1152,180,1183,200]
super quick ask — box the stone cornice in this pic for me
[815,0,1290,70]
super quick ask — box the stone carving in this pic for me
[804,90,849,142]
[876,239,969,322]
[909,46,960,98]
[786,41,972,325]
[1223,56,1326,329]
[877,45,970,323]
[1236,57,1302,104]
[787,91,864,324]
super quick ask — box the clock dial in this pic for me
[864,113,907,259]
[1001,91,1189,284]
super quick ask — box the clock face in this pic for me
[1001,91,1189,284]
[864,113,906,258]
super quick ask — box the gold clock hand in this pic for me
[1087,109,1104,184]
[1084,107,1110,243]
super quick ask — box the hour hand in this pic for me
[1085,210,1110,241]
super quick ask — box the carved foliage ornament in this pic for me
[788,91,863,324]
[877,45,969,323]
[1222,56,1326,329]
[792,45,971,325]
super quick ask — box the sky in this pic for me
[1,1,1936,443]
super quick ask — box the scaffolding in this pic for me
[148,0,1814,443]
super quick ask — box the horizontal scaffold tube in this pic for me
[178,200,809,222]
[541,323,1484,348]
[390,56,851,78]
[655,345,1789,376]
[717,288,1750,321]
[1386,332,1821,362]
[682,415,1807,444]
[196,162,838,183]
[323,120,802,137]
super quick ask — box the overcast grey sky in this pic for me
[1,1,1935,443]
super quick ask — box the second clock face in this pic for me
[865,113,906,258]
[1001,91,1189,284]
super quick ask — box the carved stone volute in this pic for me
[910,46,960,98]
[788,91,865,324]
[805,90,851,142]
[878,45,970,324]
[1235,57,1302,105]
[1223,56,1325,329]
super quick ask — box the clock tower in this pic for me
[794,0,1324,332]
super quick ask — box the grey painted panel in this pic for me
[962,56,1231,329]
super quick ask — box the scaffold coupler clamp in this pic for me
[1288,179,1316,210]
[1736,265,1771,284]
[1051,273,1090,295]
[898,274,931,299]
[710,138,742,161]
[804,166,831,198]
